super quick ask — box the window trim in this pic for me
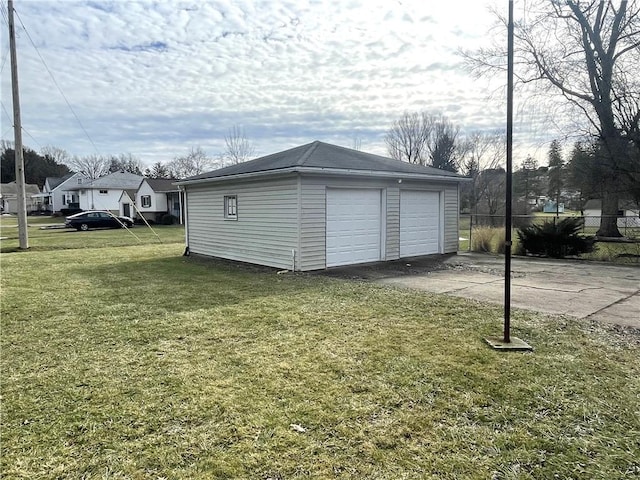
[141,195,152,208]
[224,195,237,220]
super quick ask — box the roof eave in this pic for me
[176,166,469,186]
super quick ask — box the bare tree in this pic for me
[66,154,109,179]
[220,126,255,166]
[386,111,467,171]
[461,132,506,216]
[169,146,216,179]
[466,0,640,237]
[40,145,70,165]
[385,111,434,165]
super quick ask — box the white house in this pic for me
[134,178,182,223]
[116,178,182,223]
[69,171,144,213]
[0,182,41,213]
[176,141,468,271]
[40,172,88,213]
[583,199,640,228]
[118,190,137,219]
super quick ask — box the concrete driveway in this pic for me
[336,253,640,328]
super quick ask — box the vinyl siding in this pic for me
[186,177,299,270]
[386,187,400,260]
[443,184,459,252]
[185,173,460,272]
[299,181,326,271]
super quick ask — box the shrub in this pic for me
[161,214,177,225]
[60,207,82,216]
[517,217,595,258]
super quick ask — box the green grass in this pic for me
[0,214,185,253]
[2,228,639,478]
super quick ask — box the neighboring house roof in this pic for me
[0,182,41,197]
[119,189,137,202]
[583,199,640,211]
[69,171,144,190]
[44,172,75,191]
[144,178,179,193]
[177,141,467,185]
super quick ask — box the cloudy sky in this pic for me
[1,0,559,167]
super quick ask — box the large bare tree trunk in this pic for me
[597,188,622,237]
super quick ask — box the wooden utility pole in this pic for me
[8,0,29,249]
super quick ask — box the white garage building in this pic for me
[177,141,467,271]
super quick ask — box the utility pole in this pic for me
[8,0,29,249]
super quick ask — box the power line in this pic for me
[13,7,101,156]
[0,2,9,28]
[1,101,42,150]
[0,44,9,73]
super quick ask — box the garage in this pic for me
[400,190,440,257]
[178,141,465,271]
[326,188,382,267]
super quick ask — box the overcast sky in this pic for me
[1,0,561,167]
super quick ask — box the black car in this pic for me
[65,211,134,231]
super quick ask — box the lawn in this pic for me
[1,225,639,478]
[0,214,185,253]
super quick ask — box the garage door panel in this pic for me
[327,189,381,267]
[400,191,440,257]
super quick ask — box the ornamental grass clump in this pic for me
[517,217,595,258]
[470,226,495,253]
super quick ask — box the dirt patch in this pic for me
[313,254,457,280]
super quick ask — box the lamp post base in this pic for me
[484,336,533,351]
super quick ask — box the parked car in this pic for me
[65,211,134,231]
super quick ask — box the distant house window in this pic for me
[141,195,152,208]
[224,195,237,220]
[99,189,108,195]
[77,178,83,184]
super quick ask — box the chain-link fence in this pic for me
[459,214,640,264]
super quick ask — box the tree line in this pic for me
[0,126,256,187]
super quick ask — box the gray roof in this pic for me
[45,172,74,190]
[145,178,179,192]
[178,141,466,184]
[119,189,137,201]
[69,171,144,190]
[0,182,41,197]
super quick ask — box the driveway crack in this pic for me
[585,289,640,320]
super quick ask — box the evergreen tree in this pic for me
[547,140,564,216]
